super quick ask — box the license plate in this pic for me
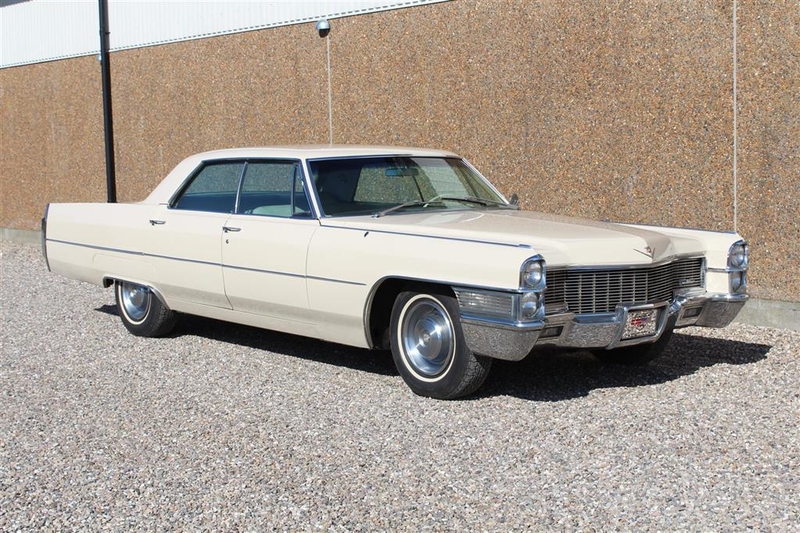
[622,309,659,340]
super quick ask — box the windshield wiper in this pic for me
[437,196,518,209]
[373,195,515,218]
[373,197,444,218]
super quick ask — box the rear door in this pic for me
[147,161,243,309]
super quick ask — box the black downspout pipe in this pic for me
[99,0,117,203]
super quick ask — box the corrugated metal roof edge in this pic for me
[0,0,448,69]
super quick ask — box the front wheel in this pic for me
[115,281,176,337]
[591,328,674,365]
[390,290,492,399]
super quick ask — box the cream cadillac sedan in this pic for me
[42,146,749,399]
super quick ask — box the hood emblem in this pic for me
[635,246,655,259]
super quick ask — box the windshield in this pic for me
[308,156,508,217]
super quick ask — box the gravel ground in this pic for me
[1,240,798,531]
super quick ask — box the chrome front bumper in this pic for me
[460,291,748,361]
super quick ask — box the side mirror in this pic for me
[510,193,520,208]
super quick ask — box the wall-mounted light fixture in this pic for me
[316,18,330,38]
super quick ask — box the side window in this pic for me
[238,161,309,218]
[172,162,243,213]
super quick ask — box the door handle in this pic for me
[149,219,166,225]
[223,226,241,233]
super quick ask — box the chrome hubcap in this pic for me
[401,297,454,377]
[121,282,150,322]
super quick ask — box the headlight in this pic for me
[726,240,748,295]
[520,291,542,320]
[728,241,748,269]
[519,256,546,321]
[521,258,546,289]
[730,271,747,294]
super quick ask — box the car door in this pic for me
[147,161,243,309]
[221,160,319,325]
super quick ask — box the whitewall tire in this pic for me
[115,281,176,337]
[390,290,491,399]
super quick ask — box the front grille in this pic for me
[545,257,704,315]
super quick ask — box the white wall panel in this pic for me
[1,1,99,67]
[1,0,448,68]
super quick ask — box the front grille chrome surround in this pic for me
[545,257,705,315]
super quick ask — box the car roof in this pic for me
[192,145,460,161]
[144,145,465,204]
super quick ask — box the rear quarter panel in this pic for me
[45,202,157,287]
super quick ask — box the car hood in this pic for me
[320,209,705,266]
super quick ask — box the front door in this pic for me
[221,160,319,324]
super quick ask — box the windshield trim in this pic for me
[306,155,511,219]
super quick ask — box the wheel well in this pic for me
[367,278,454,350]
[103,277,171,310]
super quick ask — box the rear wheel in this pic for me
[115,281,176,337]
[592,328,674,365]
[390,290,491,399]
